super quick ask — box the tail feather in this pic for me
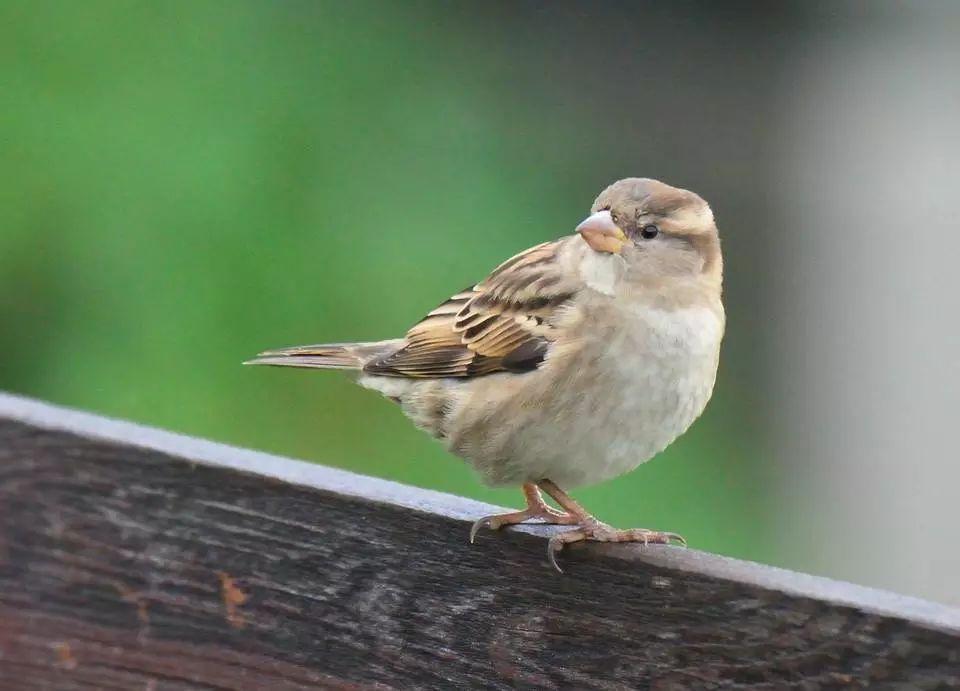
[244,340,401,371]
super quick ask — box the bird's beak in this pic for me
[576,210,628,254]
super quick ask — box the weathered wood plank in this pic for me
[0,392,958,690]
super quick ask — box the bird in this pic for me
[246,177,724,571]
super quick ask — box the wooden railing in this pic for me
[1,392,958,689]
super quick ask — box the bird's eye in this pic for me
[639,224,659,240]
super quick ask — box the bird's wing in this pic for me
[364,240,580,378]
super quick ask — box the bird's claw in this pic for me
[469,515,493,544]
[547,534,567,573]
[663,532,687,547]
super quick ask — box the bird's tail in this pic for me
[244,340,401,371]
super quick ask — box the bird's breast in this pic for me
[519,298,724,487]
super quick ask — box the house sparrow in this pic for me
[247,178,724,571]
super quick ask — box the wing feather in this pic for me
[364,240,578,378]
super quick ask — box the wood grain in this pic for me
[0,392,958,690]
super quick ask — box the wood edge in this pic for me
[0,390,505,522]
[2,390,959,635]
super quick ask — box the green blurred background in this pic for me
[4,1,959,603]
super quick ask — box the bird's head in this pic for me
[576,178,721,282]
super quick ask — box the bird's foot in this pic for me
[470,482,579,543]
[469,505,578,543]
[546,518,686,572]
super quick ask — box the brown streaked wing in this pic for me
[364,241,577,378]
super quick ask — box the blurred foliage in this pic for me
[1,1,770,562]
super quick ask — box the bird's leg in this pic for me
[538,479,686,572]
[469,483,579,543]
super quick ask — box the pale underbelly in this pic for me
[449,347,719,488]
[508,375,712,487]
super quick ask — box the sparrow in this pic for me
[247,178,724,571]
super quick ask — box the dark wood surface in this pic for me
[1,392,958,690]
